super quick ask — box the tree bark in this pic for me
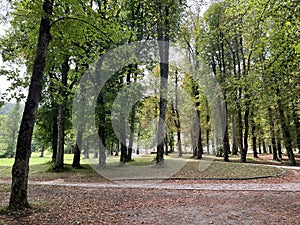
[222,94,230,162]
[223,106,230,162]
[262,140,267,153]
[241,98,250,163]
[237,101,244,155]
[277,89,296,165]
[268,107,278,161]
[251,112,258,158]
[206,99,210,154]
[231,114,238,155]
[98,94,106,168]
[156,2,170,165]
[49,71,58,162]
[136,122,140,155]
[174,70,182,157]
[51,101,58,161]
[55,58,69,169]
[40,146,45,157]
[9,0,53,209]
[72,128,82,168]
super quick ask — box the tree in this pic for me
[9,0,53,209]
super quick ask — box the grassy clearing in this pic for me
[0,152,289,181]
[0,153,106,182]
[173,159,283,179]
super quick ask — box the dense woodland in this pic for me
[0,0,299,209]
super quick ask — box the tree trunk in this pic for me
[126,65,135,161]
[268,107,278,161]
[231,114,238,155]
[98,94,106,168]
[277,92,296,165]
[9,0,53,209]
[258,140,262,154]
[115,139,119,156]
[241,98,250,163]
[252,129,258,158]
[136,123,140,155]
[40,146,44,157]
[206,101,210,154]
[251,112,258,158]
[169,131,174,152]
[222,96,230,162]
[119,110,127,164]
[156,12,169,165]
[237,103,243,155]
[196,109,203,159]
[49,71,58,162]
[72,128,82,168]
[263,140,267,153]
[165,133,168,155]
[174,70,182,157]
[55,58,69,169]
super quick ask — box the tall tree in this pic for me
[9,0,53,209]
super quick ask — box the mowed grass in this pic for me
[173,159,283,179]
[0,153,106,182]
[0,152,285,181]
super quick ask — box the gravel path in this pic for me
[16,180,299,192]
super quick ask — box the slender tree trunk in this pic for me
[126,65,135,161]
[231,114,238,155]
[206,100,210,154]
[268,107,278,161]
[98,94,106,168]
[241,98,250,163]
[258,140,262,154]
[156,10,169,165]
[72,128,82,168]
[262,141,267,153]
[196,109,203,159]
[55,58,69,169]
[49,71,58,162]
[174,70,182,157]
[40,146,44,157]
[268,145,272,154]
[237,102,243,155]
[169,131,174,152]
[136,123,140,155]
[251,112,258,158]
[9,0,53,209]
[222,95,230,162]
[120,113,127,164]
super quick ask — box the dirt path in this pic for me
[0,183,299,225]
[0,180,297,192]
[0,167,299,225]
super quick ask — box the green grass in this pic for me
[173,159,283,179]
[127,155,156,166]
[0,153,106,182]
[0,152,288,181]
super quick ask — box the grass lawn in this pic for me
[0,152,295,181]
[0,153,106,182]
